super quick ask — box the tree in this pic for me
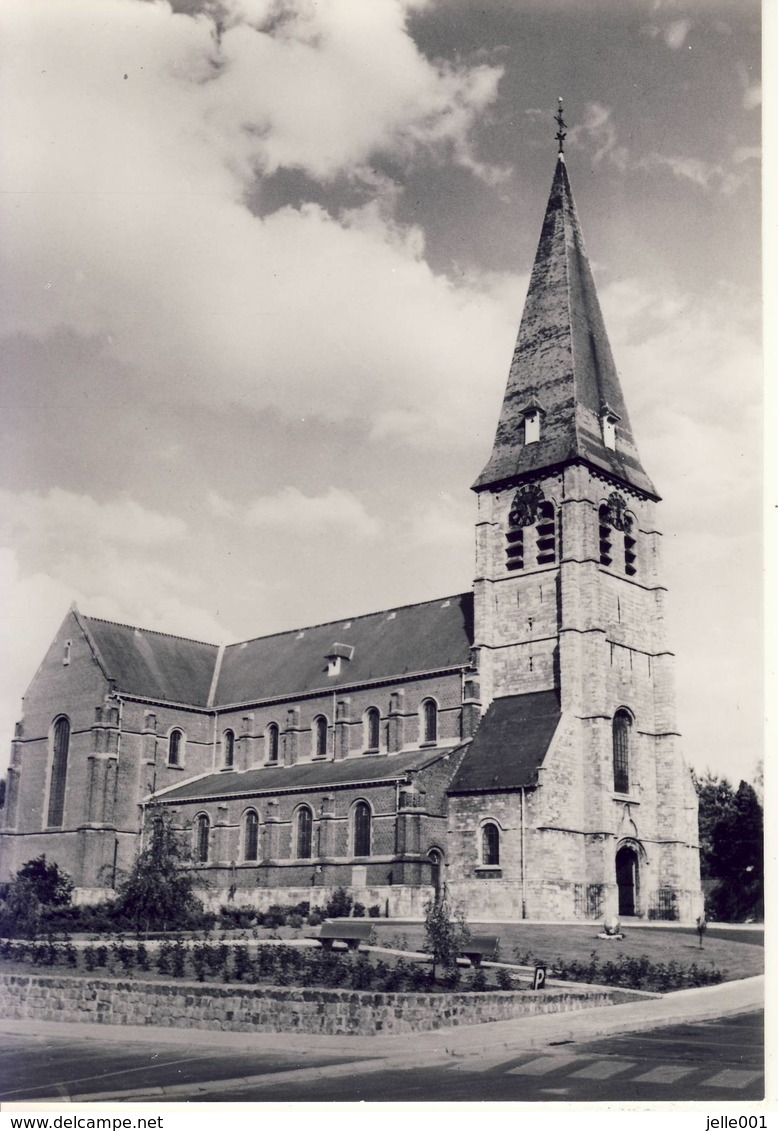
[423,890,470,979]
[695,772,764,922]
[0,856,74,938]
[114,807,207,934]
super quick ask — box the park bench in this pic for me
[316,920,374,951]
[459,934,499,966]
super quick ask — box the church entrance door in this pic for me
[615,845,639,916]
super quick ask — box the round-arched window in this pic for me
[223,729,235,769]
[482,822,500,867]
[296,805,313,858]
[194,813,210,863]
[353,801,372,857]
[243,809,259,862]
[47,716,70,828]
[421,699,438,744]
[365,707,380,751]
[613,709,632,794]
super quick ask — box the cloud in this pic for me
[208,486,382,536]
[0,0,514,448]
[568,103,757,196]
[0,488,187,550]
[642,18,693,49]
[737,62,761,110]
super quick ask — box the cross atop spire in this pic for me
[554,97,567,158]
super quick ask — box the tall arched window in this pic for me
[194,813,210,863]
[364,707,380,751]
[243,809,259,862]
[168,728,184,767]
[266,723,279,764]
[421,699,438,744]
[353,801,372,857]
[536,500,556,564]
[222,729,235,769]
[296,805,313,858]
[613,709,632,794]
[482,822,500,866]
[47,716,70,828]
[313,715,328,758]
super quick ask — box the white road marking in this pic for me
[508,1055,588,1076]
[570,1059,636,1080]
[701,1069,763,1090]
[632,1065,696,1084]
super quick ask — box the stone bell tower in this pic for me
[448,108,702,923]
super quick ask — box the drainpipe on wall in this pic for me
[212,711,219,771]
[521,787,527,919]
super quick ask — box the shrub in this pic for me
[368,904,382,918]
[439,966,462,991]
[495,967,514,990]
[233,944,252,981]
[307,909,324,926]
[287,913,304,929]
[469,968,488,992]
[352,902,366,918]
[350,954,375,990]
[260,905,288,929]
[219,905,256,930]
[324,888,353,919]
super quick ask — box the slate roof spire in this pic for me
[474,125,657,498]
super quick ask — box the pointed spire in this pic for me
[474,147,656,498]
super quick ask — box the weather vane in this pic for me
[554,97,567,156]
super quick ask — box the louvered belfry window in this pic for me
[599,504,613,566]
[536,501,557,564]
[47,716,70,827]
[613,710,632,794]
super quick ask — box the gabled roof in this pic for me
[474,157,656,498]
[78,593,474,710]
[152,744,465,804]
[82,616,218,707]
[214,593,474,706]
[447,690,561,794]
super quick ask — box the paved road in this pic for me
[0,1011,763,1104]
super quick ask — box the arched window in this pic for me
[313,715,328,758]
[296,805,313,859]
[168,728,184,767]
[194,813,210,863]
[421,699,438,744]
[353,801,372,857]
[222,729,235,769]
[536,501,556,564]
[613,709,632,794]
[47,716,70,827]
[364,707,380,751]
[243,809,259,862]
[266,723,279,764]
[482,822,500,866]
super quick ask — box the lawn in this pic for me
[370,921,764,984]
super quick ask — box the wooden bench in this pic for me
[459,934,499,966]
[316,920,374,951]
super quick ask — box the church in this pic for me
[0,133,703,924]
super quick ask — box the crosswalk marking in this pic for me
[633,1065,696,1084]
[570,1059,636,1080]
[701,1070,763,1090]
[508,1055,587,1077]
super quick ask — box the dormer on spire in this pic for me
[474,118,656,499]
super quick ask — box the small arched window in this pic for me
[296,805,313,859]
[613,709,632,794]
[313,715,328,758]
[353,801,372,857]
[243,809,259,862]
[536,501,556,564]
[168,728,184,767]
[365,707,380,751]
[194,813,210,863]
[47,716,70,828]
[482,822,500,866]
[266,723,279,764]
[222,729,235,769]
[421,699,438,744]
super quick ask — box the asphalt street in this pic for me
[0,1010,763,1104]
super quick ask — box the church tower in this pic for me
[447,108,702,923]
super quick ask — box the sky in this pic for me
[0,0,762,787]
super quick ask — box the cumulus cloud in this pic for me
[208,486,382,536]
[0,488,187,549]
[0,0,512,446]
[642,18,693,49]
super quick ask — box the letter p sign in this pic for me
[532,964,547,990]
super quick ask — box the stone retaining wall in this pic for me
[0,973,623,1036]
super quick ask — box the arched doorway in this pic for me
[615,844,640,916]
